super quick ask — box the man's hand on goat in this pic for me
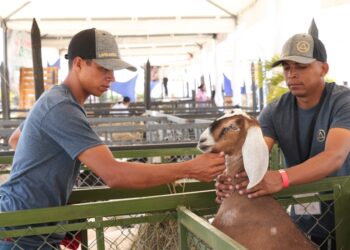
[215,174,233,204]
[215,172,248,204]
[190,152,225,182]
[235,170,284,198]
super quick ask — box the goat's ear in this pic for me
[242,126,269,189]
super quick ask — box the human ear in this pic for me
[321,62,329,76]
[73,57,83,71]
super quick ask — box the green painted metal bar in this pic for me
[69,176,340,207]
[276,176,350,196]
[0,174,349,248]
[0,155,13,165]
[0,147,201,165]
[177,206,247,250]
[0,212,179,238]
[69,176,350,204]
[1,176,348,229]
[69,181,215,204]
[95,217,105,250]
[1,176,346,238]
[111,147,200,158]
[178,219,189,250]
[334,180,350,250]
[81,229,89,250]
[0,191,217,228]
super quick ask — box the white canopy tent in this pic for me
[0,0,257,66]
[1,0,350,111]
[0,0,258,110]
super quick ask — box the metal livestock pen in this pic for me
[0,144,349,249]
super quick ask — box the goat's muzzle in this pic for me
[197,128,215,152]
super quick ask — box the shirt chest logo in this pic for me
[317,129,326,142]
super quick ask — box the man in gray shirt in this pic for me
[216,21,350,249]
[0,28,225,249]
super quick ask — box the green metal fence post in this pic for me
[177,206,247,249]
[95,217,105,250]
[80,229,89,250]
[178,218,190,250]
[334,182,350,250]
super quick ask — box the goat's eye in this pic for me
[231,126,239,132]
[221,124,240,136]
[229,123,240,130]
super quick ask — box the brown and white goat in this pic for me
[198,109,316,250]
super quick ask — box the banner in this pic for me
[223,73,233,96]
[110,75,138,102]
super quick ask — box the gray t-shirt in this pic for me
[0,84,103,246]
[258,82,350,238]
[259,82,350,175]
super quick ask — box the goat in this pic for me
[198,109,316,250]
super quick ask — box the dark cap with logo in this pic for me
[65,28,137,71]
[272,19,327,67]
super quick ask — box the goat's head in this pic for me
[198,109,269,189]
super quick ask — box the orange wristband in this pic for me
[278,169,289,188]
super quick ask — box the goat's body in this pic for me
[213,193,316,249]
[198,110,317,249]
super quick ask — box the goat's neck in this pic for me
[224,153,244,185]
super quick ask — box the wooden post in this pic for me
[31,18,44,100]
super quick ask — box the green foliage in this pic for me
[257,59,264,88]
[267,84,288,103]
[325,76,336,83]
[265,54,281,70]
[264,54,288,103]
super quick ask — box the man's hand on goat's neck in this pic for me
[215,167,248,204]
[215,174,233,204]
[235,170,284,198]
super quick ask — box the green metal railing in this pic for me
[0,142,284,173]
[1,144,349,249]
[0,177,349,249]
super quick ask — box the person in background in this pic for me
[215,20,350,250]
[112,96,131,114]
[196,83,209,103]
[0,28,225,250]
[162,77,169,97]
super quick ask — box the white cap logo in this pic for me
[296,41,310,53]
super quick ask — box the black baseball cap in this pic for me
[65,28,137,71]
